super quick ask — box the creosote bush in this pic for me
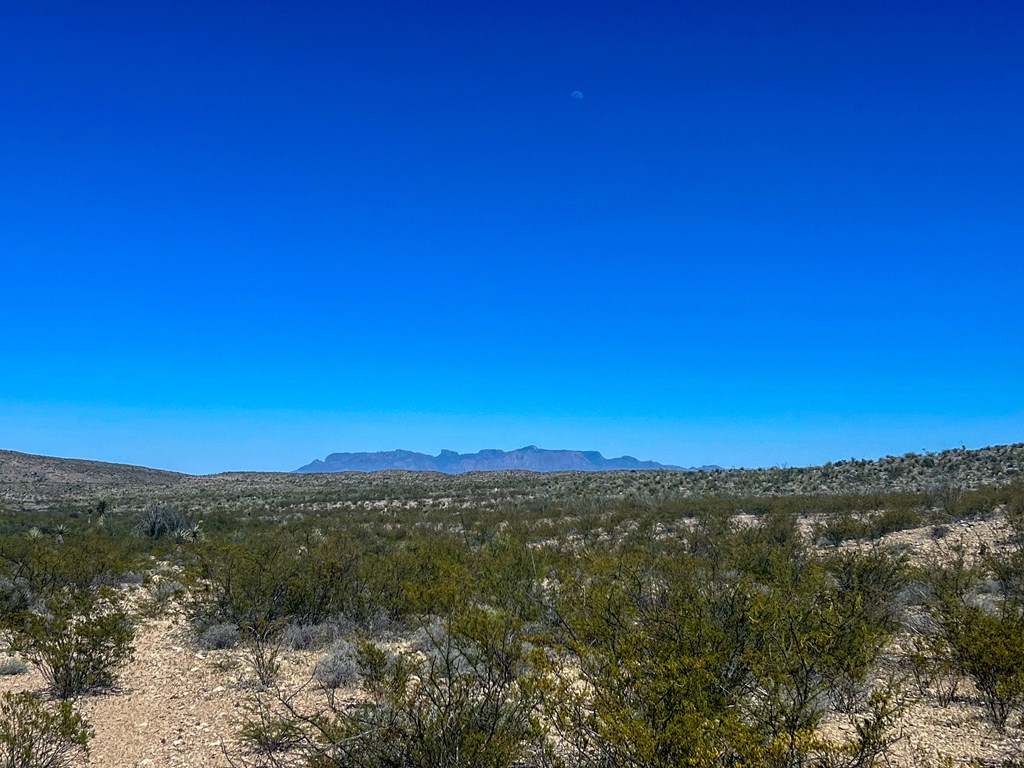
[919,537,1024,729]
[950,608,1024,729]
[7,588,135,699]
[236,609,549,768]
[0,691,90,768]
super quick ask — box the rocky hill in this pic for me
[0,449,183,485]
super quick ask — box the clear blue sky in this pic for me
[2,0,1022,474]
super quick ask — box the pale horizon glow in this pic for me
[2,402,1019,475]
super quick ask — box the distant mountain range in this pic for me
[294,446,715,474]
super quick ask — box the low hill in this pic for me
[0,449,183,485]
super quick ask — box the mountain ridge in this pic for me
[294,446,710,473]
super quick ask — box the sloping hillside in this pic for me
[0,449,183,485]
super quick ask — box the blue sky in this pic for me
[2,0,1022,473]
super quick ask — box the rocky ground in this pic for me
[0,612,346,767]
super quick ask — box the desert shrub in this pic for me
[234,704,305,763]
[280,621,334,651]
[7,589,136,699]
[241,620,283,688]
[549,549,742,766]
[870,505,924,538]
[134,503,191,540]
[1005,482,1024,544]
[826,549,907,634]
[197,622,240,650]
[823,552,905,716]
[188,532,358,631]
[0,657,28,676]
[0,691,90,768]
[987,547,1024,604]
[473,533,545,621]
[235,608,548,768]
[921,541,1024,728]
[816,684,906,768]
[744,556,898,752]
[362,535,474,620]
[312,639,359,689]
[0,575,33,625]
[547,530,905,768]
[0,532,139,601]
[946,607,1024,729]
[930,480,965,519]
[907,634,961,706]
[147,578,185,605]
[815,514,871,545]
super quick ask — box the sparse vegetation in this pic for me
[0,691,90,768]
[2,446,1024,765]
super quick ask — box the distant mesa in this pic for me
[294,446,713,474]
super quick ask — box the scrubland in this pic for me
[2,444,1024,767]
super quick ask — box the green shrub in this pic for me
[188,533,357,631]
[908,634,961,706]
[0,691,90,768]
[949,607,1024,729]
[8,589,135,699]
[815,514,871,545]
[547,533,905,768]
[0,531,139,601]
[870,505,924,538]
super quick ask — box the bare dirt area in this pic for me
[0,612,357,768]
[3,616,241,767]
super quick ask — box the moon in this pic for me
[570,90,584,100]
